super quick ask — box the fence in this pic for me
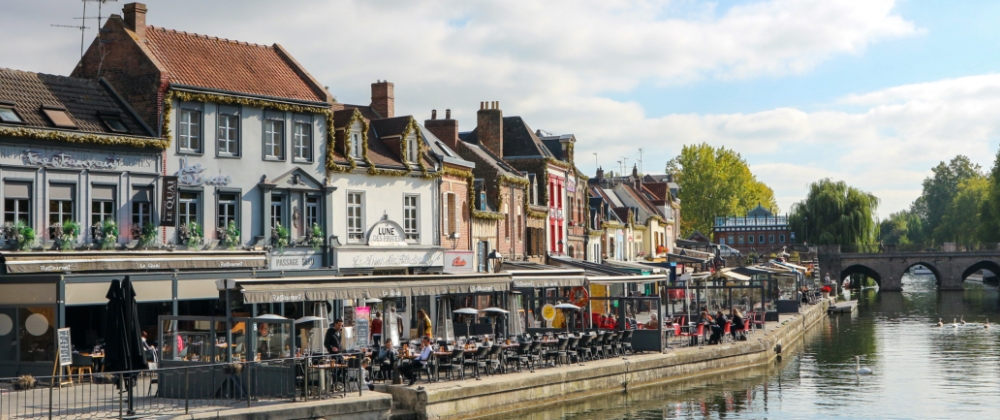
[0,356,363,419]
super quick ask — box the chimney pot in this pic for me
[445,109,451,119]
[123,2,148,39]
[371,80,394,118]
[478,101,504,158]
[431,109,437,120]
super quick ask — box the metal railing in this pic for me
[0,356,363,419]
[840,243,1000,254]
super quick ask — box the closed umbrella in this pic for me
[104,276,148,415]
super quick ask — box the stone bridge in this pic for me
[816,246,1000,291]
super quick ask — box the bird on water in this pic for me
[855,356,873,375]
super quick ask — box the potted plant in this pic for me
[13,374,36,390]
[95,219,118,250]
[9,221,36,251]
[219,221,241,250]
[271,222,290,253]
[178,222,203,249]
[138,223,158,248]
[306,223,324,251]
[820,285,833,299]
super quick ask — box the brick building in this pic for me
[713,205,791,255]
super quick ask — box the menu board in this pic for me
[56,328,72,367]
[354,306,371,349]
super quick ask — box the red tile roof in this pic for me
[143,26,325,103]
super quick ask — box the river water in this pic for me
[495,274,1000,419]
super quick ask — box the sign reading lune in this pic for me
[366,220,407,246]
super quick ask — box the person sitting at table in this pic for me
[730,308,746,341]
[376,338,398,367]
[324,318,344,355]
[399,336,433,386]
[708,310,728,344]
[598,314,608,329]
[257,323,283,359]
[645,313,659,330]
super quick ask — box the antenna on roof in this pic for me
[638,148,643,176]
[52,1,116,64]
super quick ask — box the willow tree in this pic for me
[666,143,778,237]
[788,179,880,246]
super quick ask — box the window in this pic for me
[504,198,510,242]
[769,234,775,244]
[218,192,238,230]
[132,187,152,228]
[178,108,201,152]
[91,185,115,225]
[748,234,755,244]
[270,193,285,229]
[293,121,312,162]
[42,106,77,128]
[517,204,523,243]
[445,193,457,235]
[403,195,419,241]
[779,234,786,243]
[177,192,198,226]
[738,234,744,245]
[527,174,537,205]
[728,235,734,245]
[49,184,74,226]
[758,234,765,244]
[405,133,418,163]
[347,192,364,241]
[305,196,320,228]
[0,105,23,124]
[264,113,284,159]
[351,132,362,159]
[99,112,128,133]
[217,107,239,156]
[4,182,30,224]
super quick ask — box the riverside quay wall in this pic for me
[387,301,829,420]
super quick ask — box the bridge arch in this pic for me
[960,260,1000,281]
[840,264,882,287]
[898,262,943,286]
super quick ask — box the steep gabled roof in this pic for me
[143,26,327,103]
[0,67,153,137]
[462,116,554,159]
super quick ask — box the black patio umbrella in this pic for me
[104,276,148,414]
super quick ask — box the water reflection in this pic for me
[503,274,999,419]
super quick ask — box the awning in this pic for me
[775,261,808,271]
[602,260,663,274]
[665,253,711,263]
[721,270,751,281]
[236,273,511,304]
[586,274,667,285]
[508,270,586,288]
[1,250,268,274]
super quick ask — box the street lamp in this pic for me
[487,250,502,273]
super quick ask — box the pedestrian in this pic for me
[371,312,383,348]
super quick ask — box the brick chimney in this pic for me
[425,109,459,150]
[123,2,147,39]
[477,101,503,158]
[371,80,394,118]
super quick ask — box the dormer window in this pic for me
[406,133,418,163]
[350,132,362,159]
[98,111,128,133]
[41,105,76,129]
[0,102,23,124]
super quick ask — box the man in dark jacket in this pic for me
[324,318,344,354]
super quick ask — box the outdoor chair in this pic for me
[437,349,464,381]
[485,345,504,375]
[603,331,616,356]
[679,323,704,346]
[544,337,569,367]
[752,312,765,331]
[510,342,532,372]
[591,332,606,359]
[576,334,593,361]
[620,330,634,355]
[527,340,544,371]
[464,345,490,379]
[70,353,93,383]
[722,321,732,343]
[565,336,580,364]
[411,357,435,384]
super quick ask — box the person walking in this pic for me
[371,312,383,348]
[416,309,433,338]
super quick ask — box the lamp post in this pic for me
[487,250,501,273]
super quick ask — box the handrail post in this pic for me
[184,367,190,414]
[246,362,252,408]
[119,375,124,419]
[47,375,53,420]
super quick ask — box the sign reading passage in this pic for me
[57,328,72,367]
[160,176,179,227]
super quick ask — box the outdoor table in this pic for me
[312,363,349,398]
[682,323,700,346]
[82,352,105,372]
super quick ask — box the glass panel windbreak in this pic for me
[19,307,54,362]
[0,308,17,361]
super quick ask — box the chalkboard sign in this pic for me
[56,328,72,367]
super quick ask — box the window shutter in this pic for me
[447,193,456,235]
[50,184,73,200]
[92,185,115,201]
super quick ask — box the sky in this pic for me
[2,0,1000,217]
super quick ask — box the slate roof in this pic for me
[459,141,522,177]
[143,26,327,103]
[330,109,437,170]
[0,67,153,136]
[420,126,473,169]
[462,116,554,158]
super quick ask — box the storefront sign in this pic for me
[366,220,407,246]
[23,150,122,170]
[443,250,474,274]
[175,157,231,186]
[541,304,556,321]
[3,251,268,274]
[269,251,322,270]
[335,247,444,269]
[57,328,72,367]
[161,176,179,226]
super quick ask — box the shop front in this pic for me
[332,218,444,276]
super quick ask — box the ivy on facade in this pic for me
[0,126,167,150]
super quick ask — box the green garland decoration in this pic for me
[0,126,167,150]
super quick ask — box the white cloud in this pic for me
[0,0,930,214]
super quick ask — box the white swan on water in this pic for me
[985,318,990,330]
[960,315,966,325]
[855,356,873,375]
[936,318,943,327]
[951,318,959,328]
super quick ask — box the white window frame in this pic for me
[264,118,285,160]
[4,198,29,224]
[217,111,240,156]
[177,192,199,226]
[91,200,115,225]
[178,108,202,153]
[293,121,312,162]
[49,198,73,226]
[347,192,364,242]
[403,194,419,241]
[406,134,418,163]
[270,193,285,229]
[217,192,239,230]
[132,201,151,227]
[351,132,362,159]
[305,195,320,228]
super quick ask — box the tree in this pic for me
[788,179,880,246]
[936,176,988,248]
[915,156,982,244]
[879,209,924,245]
[979,147,1000,243]
[666,143,778,237]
